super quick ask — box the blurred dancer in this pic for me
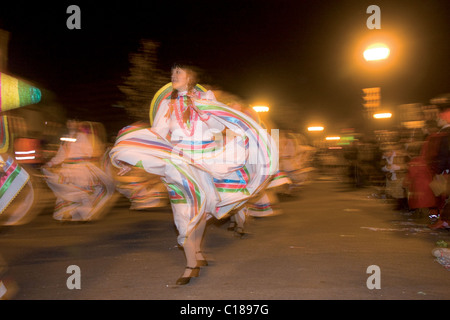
[247,107,290,219]
[0,72,42,299]
[226,101,290,236]
[110,63,278,285]
[103,122,169,210]
[0,74,42,226]
[42,120,116,221]
[279,130,315,193]
[115,173,168,210]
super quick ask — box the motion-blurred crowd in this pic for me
[3,92,450,231]
[317,95,450,230]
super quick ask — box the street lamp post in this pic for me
[361,42,392,133]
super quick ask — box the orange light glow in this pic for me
[373,112,392,119]
[350,29,405,75]
[364,43,390,61]
[252,106,269,112]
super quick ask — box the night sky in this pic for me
[1,0,449,134]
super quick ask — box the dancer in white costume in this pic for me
[0,72,42,299]
[43,120,116,221]
[102,122,169,211]
[110,64,278,284]
[279,130,315,193]
[226,101,291,236]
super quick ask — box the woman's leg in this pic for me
[194,213,207,263]
[182,236,198,269]
[176,235,200,284]
[177,213,207,282]
[234,207,246,235]
[228,214,237,231]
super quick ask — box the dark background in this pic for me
[1,0,449,134]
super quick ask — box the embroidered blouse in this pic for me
[151,90,225,146]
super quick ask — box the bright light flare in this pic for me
[364,43,390,61]
[373,113,392,119]
[15,150,36,155]
[60,137,77,142]
[325,136,341,141]
[252,106,269,112]
[15,156,36,160]
[308,126,324,132]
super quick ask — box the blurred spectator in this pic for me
[424,119,440,137]
[403,119,443,218]
[428,97,450,229]
[381,141,409,211]
[404,143,438,217]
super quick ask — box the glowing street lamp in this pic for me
[363,43,390,61]
[60,137,77,142]
[373,112,392,119]
[252,106,269,113]
[307,126,324,132]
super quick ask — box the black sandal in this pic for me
[176,266,200,285]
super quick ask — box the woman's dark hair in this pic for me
[169,63,202,123]
[170,63,201,92]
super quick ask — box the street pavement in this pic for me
[1,172,449,301]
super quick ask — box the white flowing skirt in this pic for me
[110,101,278,245]
[43,161,116,221]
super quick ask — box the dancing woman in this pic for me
[225,101,291,236]
[102,122,169,211]
[0,73,42,226]
[110,63,278,285]
[0,72,42,299]
[43,120,115,221]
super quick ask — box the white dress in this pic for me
[110,89,278,245]
[43,128,115,221]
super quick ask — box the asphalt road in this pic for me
[1,172,449,301]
